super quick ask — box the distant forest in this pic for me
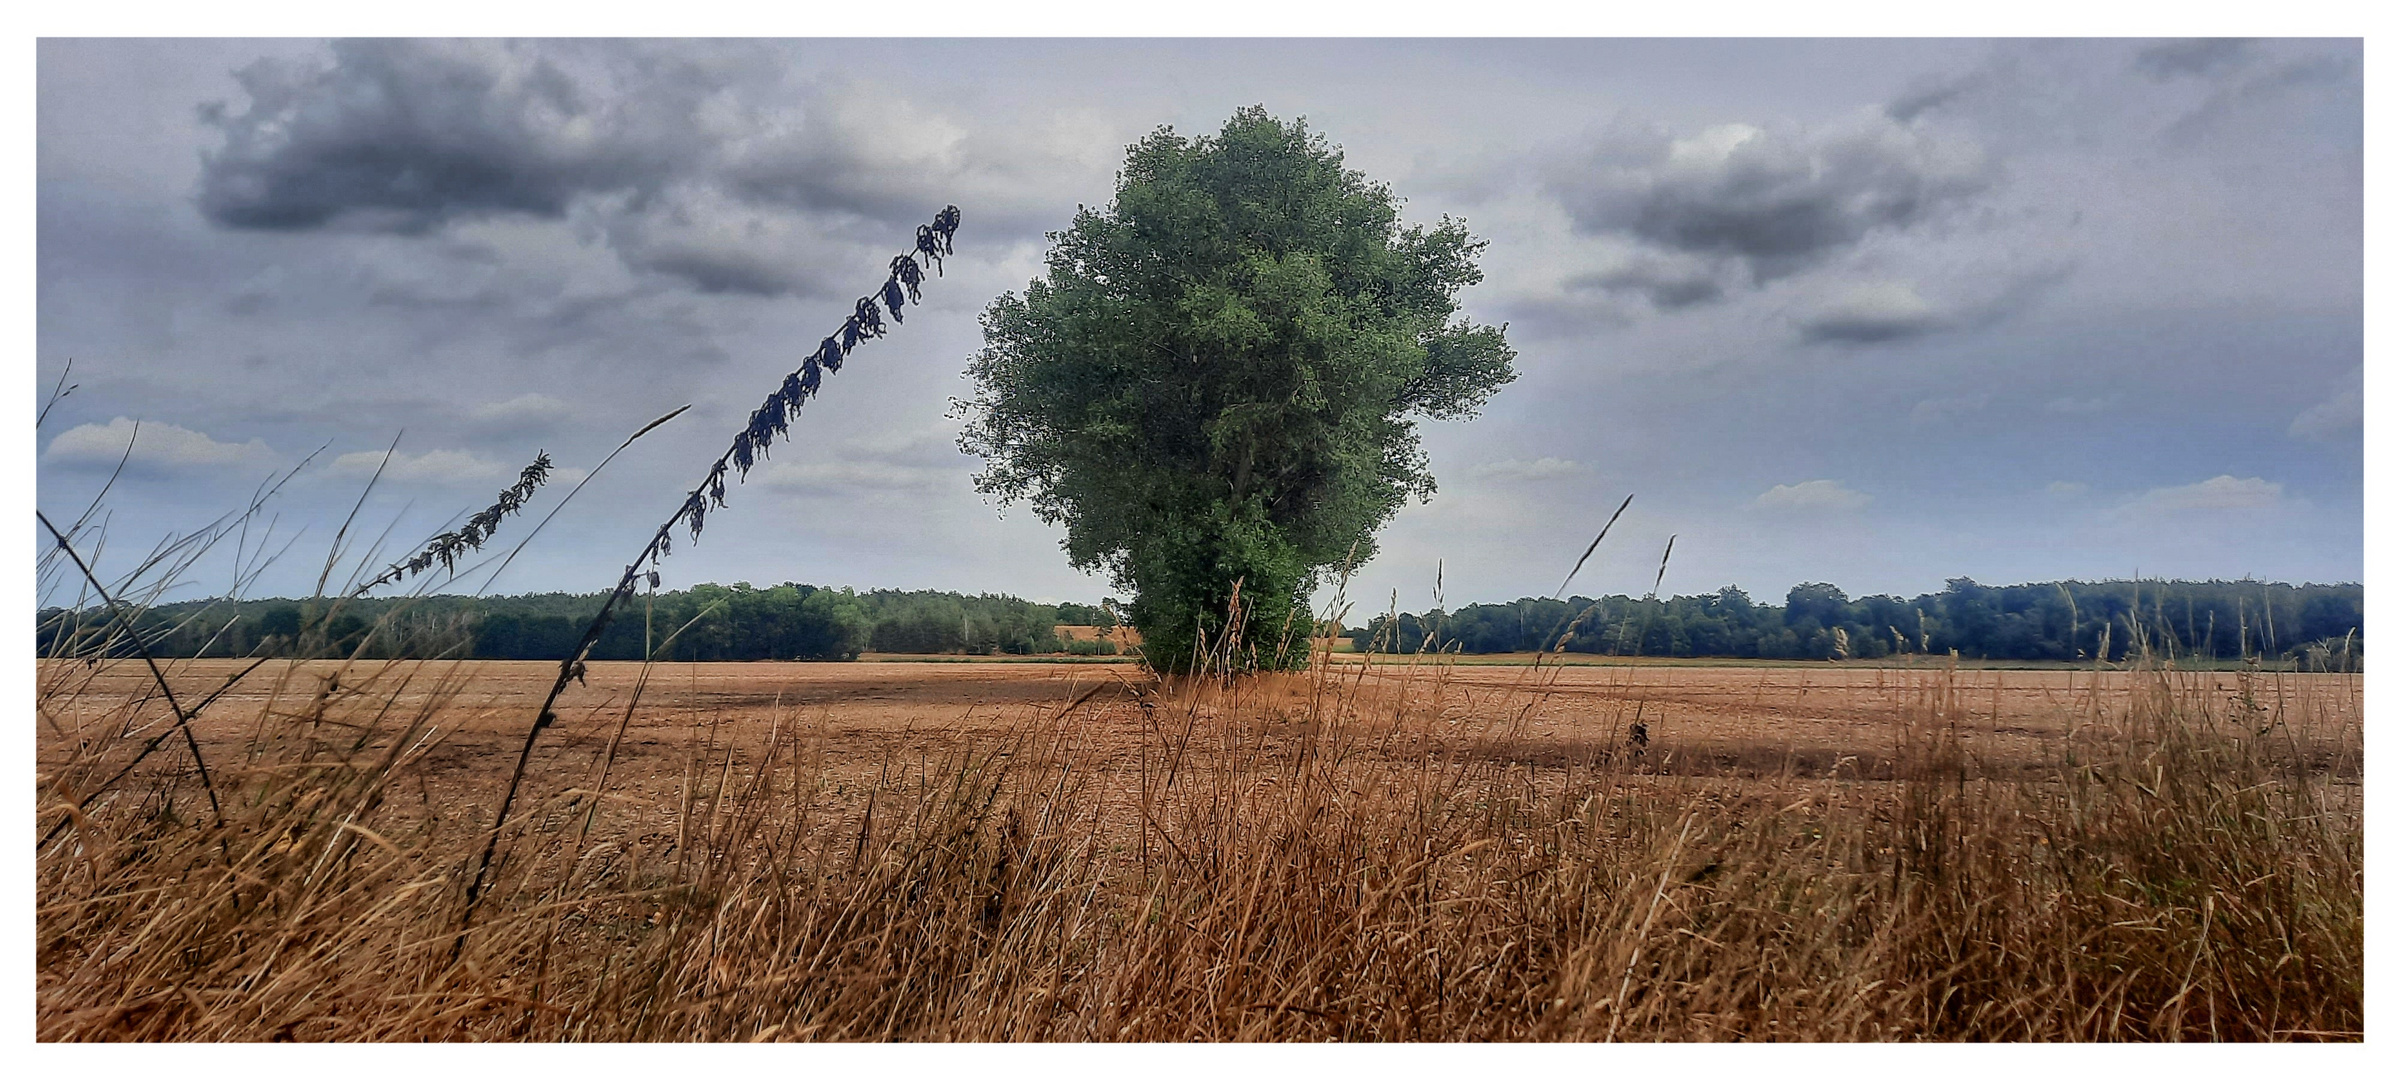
[37,577,2361,667]
[1349,578,2363,666]
[37,583,1120,663]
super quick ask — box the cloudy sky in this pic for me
[34,37,2362,614]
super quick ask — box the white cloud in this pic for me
[1470,457,1584,482]
[2118,475,2285,515]
[469,392,572,427]
[43,417,277,472]
[328,448,514,485]
[2045,480,2090,497]
[2287,389,2360,442]
[1754,479,1871,513]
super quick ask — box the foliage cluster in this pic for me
[960,108,1515,672]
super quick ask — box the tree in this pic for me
[1784,583,1851,632]
[958,108,1517,673]
[255,604,302,646]
[2298,592,2362,643]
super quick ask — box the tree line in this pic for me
[37,583,1121,663]
[37,576,2362,668]
[1349,578,2363,667]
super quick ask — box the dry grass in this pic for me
[33,634,2361,1041]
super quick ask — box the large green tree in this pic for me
[958,108,1517,673]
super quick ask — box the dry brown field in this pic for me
[36,656,2362,818]
[36,653,2364,1040]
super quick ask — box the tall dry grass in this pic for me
[35,622,2361,1041]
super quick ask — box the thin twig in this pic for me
[37,357,76,428]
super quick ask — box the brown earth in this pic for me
[38,655,2360,838]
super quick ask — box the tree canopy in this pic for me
[958,107,1517,672]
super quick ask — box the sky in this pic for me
[32,37,2364,617]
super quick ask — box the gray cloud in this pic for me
[1797,281,1946,344]
[2160,49,2361,149]
[1548,113,1991,288]
[1885,72,1982,124]
[758,459,957,494]
[1793,258,2071,347]
[195,40,1099,298]
[594,183,872,298]
[2132,39,2255,81]
[752,425,975,497]
[197,40,692,233]
[1564,254,1725,310]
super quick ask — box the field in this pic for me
[35,652,2364,1040]
[36,657,2363,820]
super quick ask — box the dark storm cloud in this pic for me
[196,40,689,233]
[1801,318,1933,345]
[1797,303,1944,344]
[194,40,1090,298]
[1547,114,1991,292]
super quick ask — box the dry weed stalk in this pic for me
[463,207,963,918]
